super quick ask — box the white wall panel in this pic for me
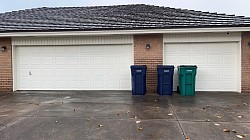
[12,35,133,46]
[164,32,241,43]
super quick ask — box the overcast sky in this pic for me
[0,0,249,17]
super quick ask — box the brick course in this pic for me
[0,38,12,92]
[241,32,250,93]
[134,34,163,93]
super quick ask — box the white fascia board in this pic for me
[1,27,250,37]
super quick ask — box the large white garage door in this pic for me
[16,45,133,90]
[164,42,240,91]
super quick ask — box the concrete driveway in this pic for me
[0,91,249,140]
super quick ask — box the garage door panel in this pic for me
[68,69,80,76]
[106,56,119,64]
[31,81,42,88]
[43,69,55,77]
[196,68,206,79]
[120,56,132,64]
[193,55,206,64]
[16,45,133,90]
[223,68,237,78]
[68,81,81,88]
[55,46,67,52]
[92,46,104,53]
[165,44,179,53]
[207,55,221,65]
[107,81,119,88]
[68,57,79,65]
[164,42,239,91]
[180,56,192,64]
[193,46,207,53]
[44,76,54,81]
[223,81,237,90]
[44,57,54,64]
[120,80,130,89]
[223,55,237,65]
[79,46,91,53]
[180,46,192,53]
[223,44,237,52]
[30,47,42,54]
[105,69,119,76]
[207,45,221,52]
[196,81,206,90]
[56,57,67,65]
[31,69,42,76]
[94,81,105,88]
[81,81,93,88]
[56,81,67,88]
[55,69,67,76]
[80,57,92,65]
[44,81,55,88]
[206,81,222,90]
[81,69,92,76]
[18,56,30,65]
[207,68,221,79]
[68,46,79,53]
[165,55,179,64]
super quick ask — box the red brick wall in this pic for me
[134,34,163,93]
[0,38,12,92]
[241,32,250,93]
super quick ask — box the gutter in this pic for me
[1,27,250,37]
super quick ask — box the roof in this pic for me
[0,4,250,32]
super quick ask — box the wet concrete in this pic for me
[0,91,249,140]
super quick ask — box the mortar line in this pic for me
[167,97,187,140]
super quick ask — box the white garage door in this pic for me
[16,45,133,90]
[164,42,240,91]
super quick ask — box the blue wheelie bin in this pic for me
[157,65,175,95]
[130,65,147,95]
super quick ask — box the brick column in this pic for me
[0,38,12,92]
[134,34,163,93]
[241,32,250,93]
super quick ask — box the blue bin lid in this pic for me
[157,65,175,68]
[130,65,147,69]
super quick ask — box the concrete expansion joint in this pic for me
[167,98,187,140]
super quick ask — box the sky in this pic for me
[0,0,250,17]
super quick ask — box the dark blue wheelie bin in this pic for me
[130,65,147,95]
[157,65,175,95]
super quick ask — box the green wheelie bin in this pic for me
[178,65,197,96]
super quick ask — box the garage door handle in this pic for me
[29,71,32,75]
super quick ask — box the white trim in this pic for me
[12,45,16,91]
[238,39,242,93]
[2,27,250,37]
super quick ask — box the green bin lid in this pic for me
[178,65,197,68]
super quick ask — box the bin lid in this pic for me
[130,65,147,69]
[178,65,197,68]
[157,65,175,68]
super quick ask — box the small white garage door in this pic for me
[16,45,133,90]
[164,42,240,91]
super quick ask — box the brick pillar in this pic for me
[241,32,250,93]
[134,34,163,93]
[0,38,12,92]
